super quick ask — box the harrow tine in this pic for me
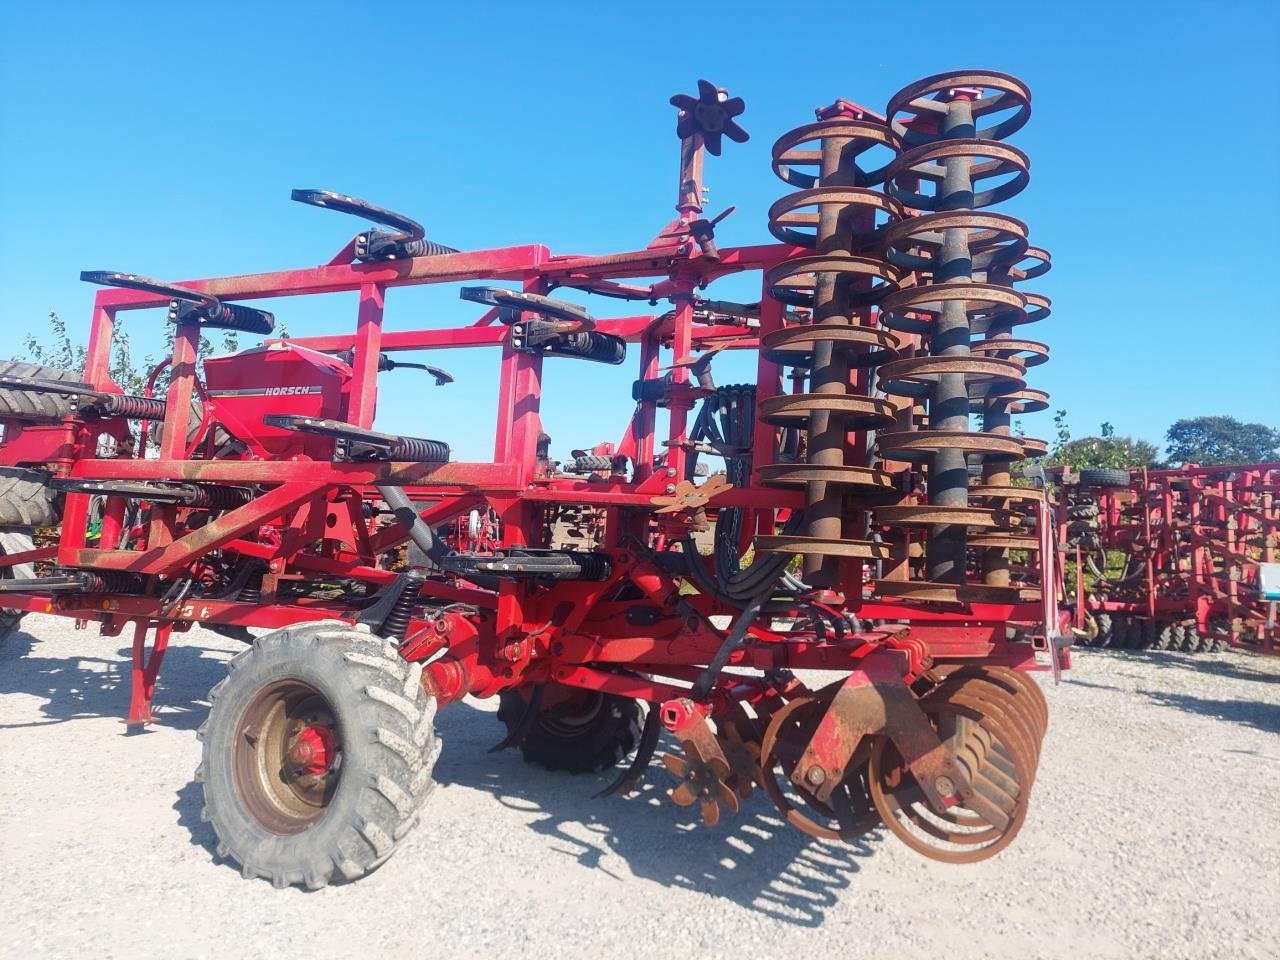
[488,684,545,754]
[594,702,661,799]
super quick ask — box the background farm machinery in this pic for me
[0,71,1063,886]
[1059,464,1280,654]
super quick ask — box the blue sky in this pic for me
[2,1,1277,461]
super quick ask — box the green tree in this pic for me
[19,312,238,398]
[1046,410,1160,470]
[1165,415,1280,466]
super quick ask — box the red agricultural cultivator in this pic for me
[1060,464,1280,654]
[0,71,1065,887]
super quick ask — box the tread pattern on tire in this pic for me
[1078,467,1131,489]
[196,621,439,889]
[0,361,82,422]
[0,467,57,527]
[498,687,643,774]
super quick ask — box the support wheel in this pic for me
[498,686,643,773]
[197,621,440,889]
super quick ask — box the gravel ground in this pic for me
[1,613,1278,960]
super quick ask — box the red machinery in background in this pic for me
[0,71,1063,887]
[1059,464,1279,653]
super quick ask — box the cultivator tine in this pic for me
[594,703,662,798]
[459,287,597,333]
[80,271,275,335]
[263,415,450,462]
[488,684,544,754]
[291,188,458,261]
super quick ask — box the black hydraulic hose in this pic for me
[376,484,446,568]
[377,484,502,591]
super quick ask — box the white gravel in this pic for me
[2,613,1278,960]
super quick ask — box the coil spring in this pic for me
[182,484,254,510]
[98,394,168,421]
[398,238,461,259]
[541,330,628,366]
[389,437,451,462]
[378,570,427,640]
[64,568,146,593]
[752,103,904,597]
[565,551,612,581]
[868,71,1049,602]
[171,300,275,336]
[237,575,263,603]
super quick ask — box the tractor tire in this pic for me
[1137,619,1158,650]
[1193,630,1214,653]
[1209,635,1228,653]
[197,621,440,889]
[1078,468,1131,489]
[1118,617,1140,649]
[0,361,83,422]
[498,686,643,774]
[1154,623,1174,651]
[0,467,58,527]
[573,455,614,473]
[1171,623,1192,652]
[0,527,36,648]
[1103,616,1125,649]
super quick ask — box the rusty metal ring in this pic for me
[967,484,1046,503]
[886,71,1031,148]
[874,504,1022,530]
[766,254,900,309]
[971,387,1049,415]
[756,463,898,497]
[758,392,897,429]
[966,533,1040,550]
[762,323,899,369]
[989,246,1052,283]
[767,187,904,248]
[771,119,898,188]
[970,339,1049,367]
[880,211,1029,273]
[875,430,1027,464]
[886,140,1031,211]
[877,355,1026,400]
[873,578,1032,605]
[756,534,891,561]
[880,281,1027,334]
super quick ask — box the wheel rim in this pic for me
[233,680,341,835]
[537,691,605,738]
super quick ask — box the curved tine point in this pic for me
[79,271,217,309]
[290,188,423,240]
